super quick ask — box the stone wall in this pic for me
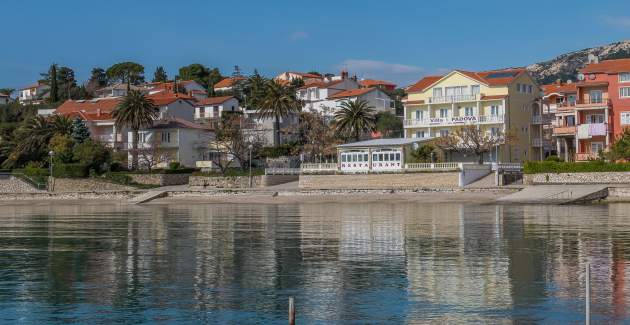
[524,172,630,185]
[0,191,138,201]
[261,175,299,187]
[299,172,460,190]
[189,176,263,188]
[0,176,44,193]
[129,173,191,186]
[52,178,135,192]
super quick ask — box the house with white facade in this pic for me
[55,93,196,151]
[320,87,393,115]
[194,96,240,121]
[143,80,208,100]
[94,83,144,98]
[213,77,246,93]
[275,72,323,84]
[297,71,361,114]
[19,81,50,105]
[129,118,215,168]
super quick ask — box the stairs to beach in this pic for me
[496,185,609,204]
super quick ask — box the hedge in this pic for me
[524,161,630,174]
[52,163,89,178]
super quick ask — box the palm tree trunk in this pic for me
[355,128,360,142]
[132,128,139,170]
[274,115,281,147]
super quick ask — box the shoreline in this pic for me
[0,188,517,205]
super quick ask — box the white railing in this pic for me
[405,162,462,170]
[301,163,338,172]
[492,163,523,171]
[265,168,301,175]
[428,94,477,104]
[404,114,504,127]
[531,115,542,124]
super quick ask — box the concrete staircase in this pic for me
[496,185,609,204]
[128,191,167,204]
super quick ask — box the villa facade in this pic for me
[403,69,540,163]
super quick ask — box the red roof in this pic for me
[194,96,235,106]
[406,75,443,92]
[287,72,323,79]
[359,79,397,88]
[214,77,246,89]
[148,93,193,106]
[542,83,577,96]
[56,93,191,118]
[329,88,376,99]
[406,68,528,93]
[298,79,344,90]
[580,58,630,74]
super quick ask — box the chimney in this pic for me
[341,70,348,80]
[96,108,101,117]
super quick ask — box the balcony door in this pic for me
[590,142,604,154]
[586,114,604,124]
[590,90,603,104]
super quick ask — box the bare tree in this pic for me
[435,125,514,164]
[206,115,265,174]
[286,110,341,161]
[137,132,171,170]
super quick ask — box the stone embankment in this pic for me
[0,176,44,193]
[51,178,135,192]
[128,173,191,186]
[299,173,460,190]
[524,172,630,185]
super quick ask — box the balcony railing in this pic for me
[404,114,504,128]
[427,94,478,104]
[531,138,543,147]
[576,153,599,161]
[553,126,576,135]
[575,98,611,108]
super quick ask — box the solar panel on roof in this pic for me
[485,72,518,79]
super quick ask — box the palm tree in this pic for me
[334,99,376,142]
[257,80,301,146]
[113,90,158,169]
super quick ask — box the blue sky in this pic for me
[1,0,629,89]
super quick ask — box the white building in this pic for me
[274,71,323,84]
[0,93,9,105]
[213,77,246,93]
[318,87,393,115]
[336,138,429,173]
[297,71,361,114]
[129,118,215,168]
[19,81,50,105]
[194,96,240,121]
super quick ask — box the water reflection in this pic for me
[0,202,630,323]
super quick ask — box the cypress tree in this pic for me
[49,64,59,103]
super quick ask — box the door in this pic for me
[590,90,603,104]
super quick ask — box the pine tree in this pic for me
[71,117,90,144]
[153,66,168,82]
[49,64,59,103]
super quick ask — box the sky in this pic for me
[1,0,630,90]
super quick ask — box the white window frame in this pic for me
[620,87,630,98]
[439,129,449,137]
[490,105,499,116]
[464,107,474,116]
[590,90,603,103]
[433,87,443,98]
[471,85,480,95]
[439,108,448,118]
[591,142,604,154]
[415,110,423,120]
[586,114,605,124]
[620,73,630,83]
[621,112,630,125]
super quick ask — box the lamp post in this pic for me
[48,150,55,192]
[248,144,253,188]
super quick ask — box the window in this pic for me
[591,142,604,154]
[199,107,205,117]
[379,154,384,161]
[590,90,603,103]
[440,129,449,137]
[395,153,401,161]
[622,112,630,125]
[464,107,474,116]
[415,110,423,120]
[516,83,521,92]
[416,131,425,138]
[315,88,320,99]
[568,95,576,105]
[342,155,347,162]
[490,105,499,116]
[373,153,378,161]
[471,85,480,95]
[161,132,171,143]
[445,86,467,97]
[620,73,630,83]
[587,114,604,124]
[440,108,448,118]
[621,87,630,98]
[528,85,533,93]
[433,87,443,98]
[490,127,500,136]
[364,154,368,161]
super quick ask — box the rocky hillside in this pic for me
[527,40,630,84]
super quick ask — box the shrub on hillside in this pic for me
[52,163,89,178]
[72,140,111,173]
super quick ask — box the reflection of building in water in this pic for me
[404,204,512,322]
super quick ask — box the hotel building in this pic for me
[550,58,630,161]
[403,69,540,163]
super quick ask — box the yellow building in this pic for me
[403,68,541,162]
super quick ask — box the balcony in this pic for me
[404,114,504,128]
[531,115,552,125]
[575,98,611,110]
[427,94,478,104]
[553,126,576,136]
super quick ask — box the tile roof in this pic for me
[148,93,194,106]
[328,88,376,99]
[542,83,577,96]
[287,72,323,79]
[214,77,246,89]
[194,96,235,106]
[406,68,528,93]
[55,93,192,117]
[298,79,344,90]
[359,79,397,88]
[406,75,443,92]
[20,81,45,90]
[580,58,630,74]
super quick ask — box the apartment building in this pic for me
[403,68,540,163]
[550,58,630,161]
[296,71,362,115]
[543,81,578,160]
[19,81,50,105]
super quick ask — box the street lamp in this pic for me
[48,151,55,192]
[248,144,253,188]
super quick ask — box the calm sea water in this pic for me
[1,201,630,324]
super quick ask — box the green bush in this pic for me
[168,161,181,170]
[545,155,562,162]
[73,140,111,173]
[52,163,89,178]
[524,161,630,174]
[102,172,133,185]
[24,162,48,178]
